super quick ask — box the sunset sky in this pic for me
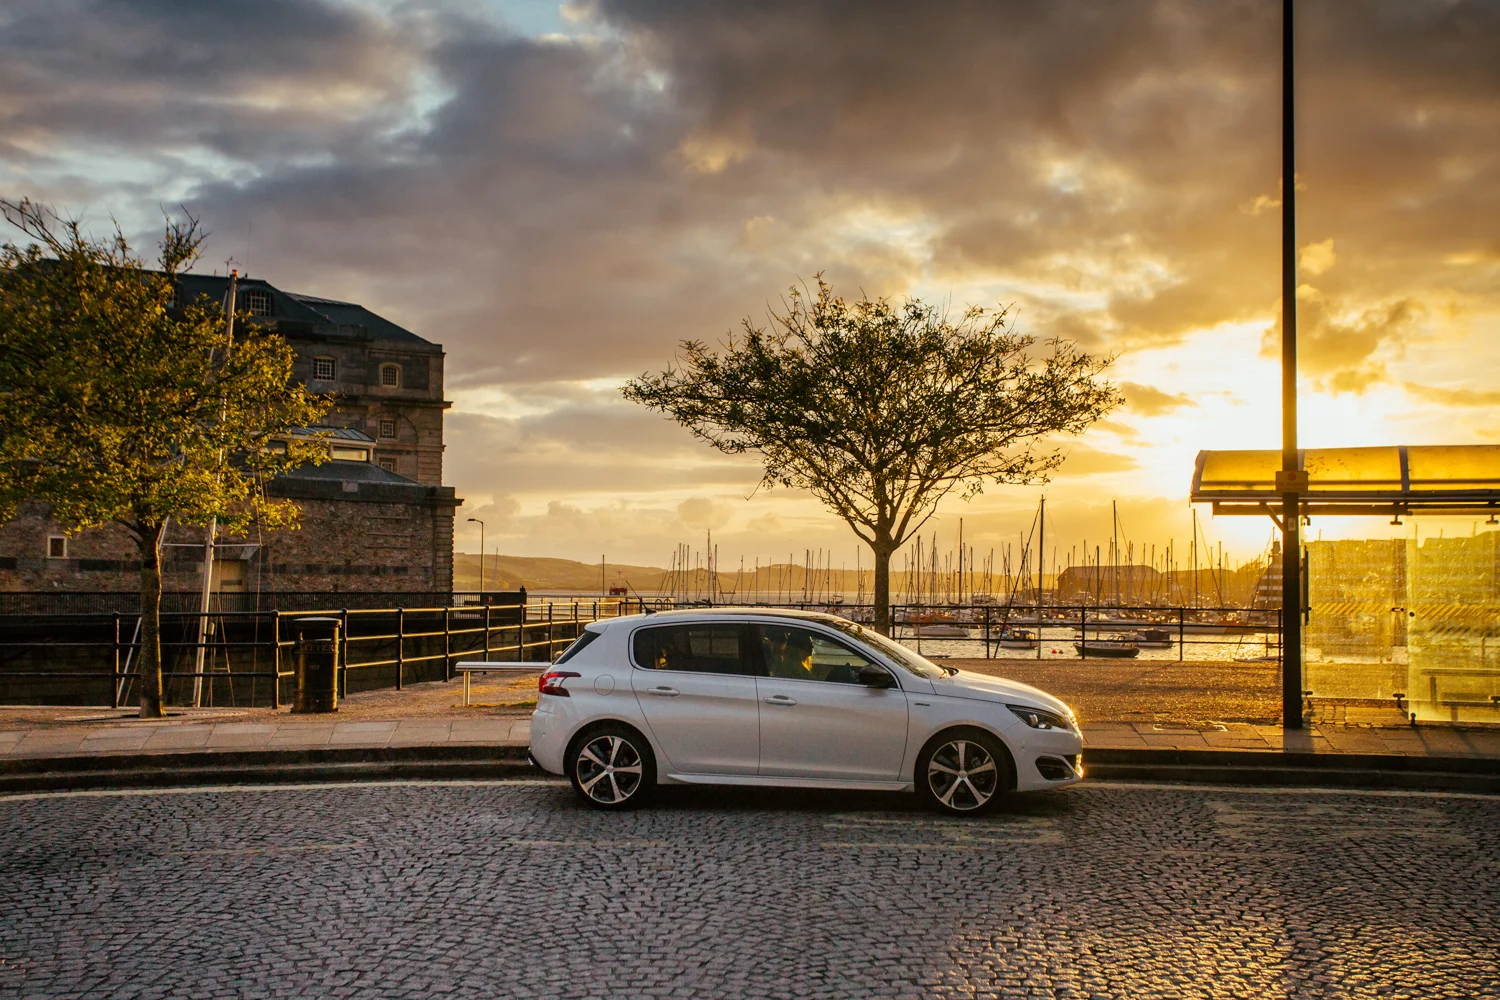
[4,0,1498,571]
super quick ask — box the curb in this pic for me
[2,744,1498,796]
[1082,747,1500,794]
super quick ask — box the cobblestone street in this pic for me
[2,779,1498,999]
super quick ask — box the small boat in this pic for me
[1075,635,1140,658]
[1130,628,1174,649]
[912,623,973,638]
[993,627,1038,649]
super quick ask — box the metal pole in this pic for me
[396,607,405,690]
[467,517,484,597]
[1037,498,1044,661]
[271,611,281,710]
[444,606,451,681]
[193,270,239,708]
[547,602,554,662]
[483,603,491,660]
[1280,0,1304,730]
[111,614,120,707]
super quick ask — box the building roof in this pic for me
[270,459,461,507]
[1191,446,1500,516]
[173,274,433,348]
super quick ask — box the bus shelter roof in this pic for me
[1191,445,1500,517]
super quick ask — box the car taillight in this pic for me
[538,670,580,697]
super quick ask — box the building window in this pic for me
[313,356,337,382]
[378,417,397,440]
[380,364,401,388]
[243,288,272,316]
[378,456,398,473]
[330,446,369,462]
[47,536,67,559]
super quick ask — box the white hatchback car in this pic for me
[528,609,1083,815]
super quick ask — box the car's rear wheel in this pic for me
[567,724,655,810]
[916,727,1013,816]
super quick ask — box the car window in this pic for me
[758,624,878,684]
[632,624,748,675]
[824,619,947,679]
[553,629,600,665]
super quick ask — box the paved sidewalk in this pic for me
[4,712,1499,762]
[0,716,529,759]
[1084,719,1500,758]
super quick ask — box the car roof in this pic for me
[598,607,849,629]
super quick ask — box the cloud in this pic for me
[1120,381,1199,417]
[5,0,1499,562]
[1404,382,1500,407]
[1300,239,1337,276]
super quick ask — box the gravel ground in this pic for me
[2,779,1497,998]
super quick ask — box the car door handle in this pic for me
[650,686,680,697]
[764,694,797,706]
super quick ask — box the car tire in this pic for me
[915,727,1014,816]
[566,723,656,810]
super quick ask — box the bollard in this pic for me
[292,616,340,714]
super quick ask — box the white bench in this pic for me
[454,660,545,707]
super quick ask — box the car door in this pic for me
[629,622,760,775]
[753,623,909,781]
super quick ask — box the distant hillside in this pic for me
[453,553,671,593]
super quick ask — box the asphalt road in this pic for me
[3,779,1498,999]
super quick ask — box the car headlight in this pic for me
[1008,704,1074,731]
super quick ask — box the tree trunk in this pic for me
[871,538,895,636]
[136,520,166,719]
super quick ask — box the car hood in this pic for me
[930,670,1074,717]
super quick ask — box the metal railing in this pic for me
[0,597,651,709]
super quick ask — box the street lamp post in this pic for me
[1279,0,1306,730]
[467,518,484,596]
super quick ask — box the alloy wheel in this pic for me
[574,734,645,805]
[926,739,999,812]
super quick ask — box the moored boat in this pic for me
[1074,634,1141,658]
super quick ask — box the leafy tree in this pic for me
[0,200,330,718]
[624,277,1122,634]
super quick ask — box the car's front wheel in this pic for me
[915,727,1013,816]
[567,724,656,810]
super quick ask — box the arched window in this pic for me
[380,363,401,388]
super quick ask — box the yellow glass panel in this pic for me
[1196,450,1279,490]
[1303,447,1402,490]
[1405,445,1500,490]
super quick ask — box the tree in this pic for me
[0,200,330,718]
[623,277,1122,634]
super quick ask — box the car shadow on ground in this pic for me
[577,782,1084,820]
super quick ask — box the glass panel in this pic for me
[1305,539,1407,701]
[758,625,873,683]
[1406,525,1500,723]
[1303,448,1402,490]
[1405,446,1500,490]
[1196,450,1280,491]
[632,625,746,675]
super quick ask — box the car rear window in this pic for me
[632,624,747,675]
[553,629,600,665]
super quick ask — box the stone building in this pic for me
[0,275,460,600]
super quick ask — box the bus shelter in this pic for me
[1191,446,1500,723]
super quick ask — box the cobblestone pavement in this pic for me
[3,780,1498,999]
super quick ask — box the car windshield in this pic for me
[825,619,949,679]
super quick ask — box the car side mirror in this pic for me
[858,666,895,689]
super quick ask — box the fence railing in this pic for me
[0,597,652,709]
